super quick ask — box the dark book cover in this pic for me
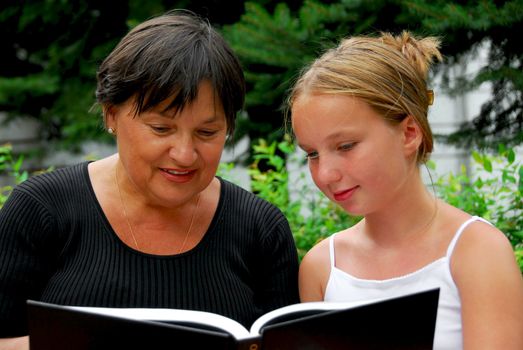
[28,288,439,350]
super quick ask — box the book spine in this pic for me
[236,337,262,350]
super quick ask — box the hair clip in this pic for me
[427,90,434,106]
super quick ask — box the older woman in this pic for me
[0,11,299,349]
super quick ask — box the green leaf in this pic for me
[502,170,516,184]
[474,177,484,188]
[483,158,493,172]
[508,149,516,164]
[472,151,482,164]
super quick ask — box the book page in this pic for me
[67,306,253,340]
[250,299,379,335]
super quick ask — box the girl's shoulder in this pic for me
[440,203,505,248]
[444,204,516,282]
[301,226,357,267]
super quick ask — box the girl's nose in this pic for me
[316,158,342,184]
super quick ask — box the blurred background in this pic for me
[0,0,522,183]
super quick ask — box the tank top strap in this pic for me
[329,233,337,268]
[446,215,492,257]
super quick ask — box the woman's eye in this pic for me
[150,125,170,133]
[198,129,218,137]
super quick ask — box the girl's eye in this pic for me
[339,143,355,151]
[305,151,319,160]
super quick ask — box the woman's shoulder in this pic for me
[218,176,258,197]
[15,162,90,199]
[218,176,283,213]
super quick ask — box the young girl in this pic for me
[289,31,523,349]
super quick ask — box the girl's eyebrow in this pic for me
[298,130,356,147]
[296,143,308,151]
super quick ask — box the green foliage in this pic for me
[3,0,521,161]
[434,145,523,270]
[0,144,28,207]
[0,1,168,151]
[222,0,401,150]
[222,0,523,157]
[403,0,523,149]
[516,249,523,273]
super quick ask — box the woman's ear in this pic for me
[400,115,422,158]
[103,105,117,130]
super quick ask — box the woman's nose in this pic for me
[168,136,197,166]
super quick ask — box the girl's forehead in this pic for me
[292,93,366,120]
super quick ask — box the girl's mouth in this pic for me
[333,186,358,202]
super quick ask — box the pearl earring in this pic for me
[108,127,115,135]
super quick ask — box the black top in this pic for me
[0,162,299,336]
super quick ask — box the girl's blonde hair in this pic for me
[289,31,442,163]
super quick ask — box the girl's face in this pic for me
[291,93,417,216]
[108,80,227,208]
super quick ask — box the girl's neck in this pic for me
[363,180,438,246]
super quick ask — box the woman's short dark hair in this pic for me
[95,10,245,136]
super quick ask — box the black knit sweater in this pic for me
[0,162,299,337]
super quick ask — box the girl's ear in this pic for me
[401,115,422,158]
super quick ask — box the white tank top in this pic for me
[324,216,490,350]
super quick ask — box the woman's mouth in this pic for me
[160,168,196,182]
[163,169,191,175]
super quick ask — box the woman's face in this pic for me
[108,80,227,208]
[291,93,414,216]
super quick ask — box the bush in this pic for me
[0,144,28,207]
[433,145,523,271]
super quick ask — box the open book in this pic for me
[28,288,439,350]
